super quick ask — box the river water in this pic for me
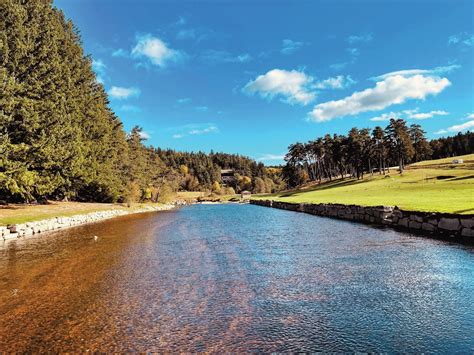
[0,204,473,352]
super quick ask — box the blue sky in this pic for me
[54,0,474,165]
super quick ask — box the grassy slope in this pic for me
[0,202,166,226]
[253,154,474,214]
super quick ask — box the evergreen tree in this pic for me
[409,124,432,162]
[384,119,414,172]
[372,126,386,174]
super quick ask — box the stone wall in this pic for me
[1,204,175,241]
[250,200,474,244]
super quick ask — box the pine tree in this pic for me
[409,124,432,162]
[372,126,386,174]
[385,119,414,173]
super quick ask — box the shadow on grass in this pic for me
[0,205,21,210]
[447,174,474,182]
[279,178,371,198]
[453,208,474,214]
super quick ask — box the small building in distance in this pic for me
[221,169,235,186]
[241,190,251,200]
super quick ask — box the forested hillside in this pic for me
[0,0,280,203]
[282,120,473,188]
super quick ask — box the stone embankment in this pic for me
[251,200,474,244]
[1,204,175,241]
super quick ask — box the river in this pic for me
[1,204,473,352]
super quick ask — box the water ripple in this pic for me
[0,204,473,352]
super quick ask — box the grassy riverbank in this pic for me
[253,154,474,214]
[0,192,241,227]
[0,202,169,226]
[176,191,240,202]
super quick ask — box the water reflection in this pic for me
[0,205,473,352]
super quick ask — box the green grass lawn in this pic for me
[410,153,473,167]
[253,154,474,214]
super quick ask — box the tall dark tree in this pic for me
[409,124,432,162]
[384,119,414,173]
[372,126,387,174]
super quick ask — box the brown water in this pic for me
[1,204,473,352]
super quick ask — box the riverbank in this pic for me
[251,200,474,244]
[0,203,175,241]
[176,191,241,203]
[253,154,474,214]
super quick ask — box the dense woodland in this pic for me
[1,1,471,203]
[283,121,473,188]
[0,0,281,203]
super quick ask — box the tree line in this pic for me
[0,0,281,203]
[283,119,473,188]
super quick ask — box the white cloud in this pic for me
[448,34,460,45]
[171,124,219,138]
[119,104,142,113]
[435,64,463,73]
[372,64,461,81]
[465,36,474,47]
[195,106,209,112]
[92,59,106,73]
[189,125,218,135]
[243,69,316,105]
[139,131,150,140]
[346,47,359,56]
[466,113,474,119]
[347,33,373,44]
[406,109,449,120]
[436,120,474,134]
[177,98,191,104]
[309,74,451,122]
[313,75,356,90]
[257,154,285,161]
[112,48,128,58]
[92,59,106,83]
[281,39,305,54]
[369,108,449,122]
[108,86,141,100]
[369,112,400,122]
[448,32,474,47]
[131,34,183,67]
[200,50,251,63]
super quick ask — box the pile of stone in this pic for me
[1,204,175,241]
[392,210,474,238]
[251,200,474,243]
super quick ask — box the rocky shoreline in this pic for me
[251,199,474,244]
[0,204,175,241]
